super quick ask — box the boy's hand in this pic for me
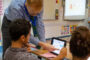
[52,47,67,60]
[58,47,67,58]
[24,43,31,52]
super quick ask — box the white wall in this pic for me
[3,0,11,10]
[0,0,11,29]
[1,0,12,23]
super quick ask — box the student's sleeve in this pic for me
[36,10,46,42]
[20,53,40,60]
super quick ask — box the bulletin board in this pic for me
[64,0,86,20]
[0,0,3,31]
[0,0,3,58]
[43,0,56,20]
[1,0,11,20]
[0,0,3,16]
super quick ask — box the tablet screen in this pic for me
[87,57,90,60]
[52,39,66,54]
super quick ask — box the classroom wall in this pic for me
[44,18,85,38]
[44,0,88,38]
[43,0,56,20]
[3,0,11,10]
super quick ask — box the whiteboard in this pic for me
[64,0,86,20]
[43,0,56,20]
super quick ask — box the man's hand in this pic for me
[39,42,57,51]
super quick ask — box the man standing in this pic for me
[2,0,56,56]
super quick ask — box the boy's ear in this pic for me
[20,35,25,42]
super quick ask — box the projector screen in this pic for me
[64,0,86,20]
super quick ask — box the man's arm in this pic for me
[36,10,46,42]
[29,34,57,51]
[30,10,46,45]
[29,34,40,46]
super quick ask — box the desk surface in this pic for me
[31,41,72,60]
[31,49,49,60]
[31,48,72,60]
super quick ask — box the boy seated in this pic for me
[61,26,90,60]
[4,19,67,60]
[69,26,90,60]
[4,19,37,60]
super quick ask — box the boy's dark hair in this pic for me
[9,19,31,41]
[70,26,90,58]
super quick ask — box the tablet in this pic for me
[51,38,66,55]
[87,57,90,60]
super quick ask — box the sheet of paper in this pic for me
[40,52,57,58]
